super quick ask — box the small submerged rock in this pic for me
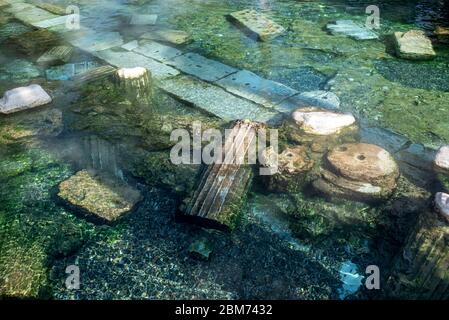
[435,192,449,222]
[58,170,142,223]
[434,146,449,173]
[188,238,213,261]
[260,146,314,192]
[314,143,399,202]
[393,30,436,60]
[0,84,52,114]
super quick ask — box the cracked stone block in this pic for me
[133,41,183,62]
[167,52,238,82]
[121,40,139,51]
[227,9,285,41]
[216,70,298,107]
[327,20,378,40]
[159,75,280,123]
[92,49,179,79]
[129,14,158,25]
[394,30,436,60]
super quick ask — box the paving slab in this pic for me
[360,126,409,154]
[121,40,139,51]
[167,52,238,82]
[0,22,32,43]
[13,6,59,25]
[92,49,179,79]
[68,30,124,52]
[327,20,378,40]
[129,14,158,25]
[159,75,280,123]
[32,15,77,29]
[4,2,35,13]
[275,90,340,113]
[227,9,285,41]
[140,29,190,45]
[216,70,298,107]
[132,41,183,63]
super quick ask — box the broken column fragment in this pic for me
[283,107,358,153]
[386,197,449,299]
[313,143,399,202]
[181,120,261,231]
[37,46,73,66]
[0,84,52,114]
[71,65,116,86]
[113,67,153,106]
[260,146,314,192]
[58,170,142,223]
[227,9,285,41]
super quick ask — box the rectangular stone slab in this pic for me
[34,2,66,15]
[32,15,77,29]
[0,84,52,114]
[132,41,183,62]
[167,53,238,82]
[327,20,378,40]
[72,65,116,86]
[92,49,179,79]
[360,126,409,154]
[13,6,59,25]
[140,29,190,45]
[129,14,158,25]
[215,70,298,107]
[159,75,280,123]
[37,45,73,66]
[227,9,285,41]
[68,31,124,52]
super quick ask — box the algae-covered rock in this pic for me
[0,59,41,83]
[227,9,285,41]
[313,143,399,202]
[260,145,314,192]
[188,238,213,261]
[58,170,142,223]
[7,29,62,57]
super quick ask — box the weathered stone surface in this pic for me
[34,2,66,15]
[182,121,259,230]
[4,2,36,14]
[37,45,73,66]
[260,146,314,192]
[159,75,280,123]
[216,70,297,107]
[314,143,399,201]
[291,108,356,136]
[283,107,358,152]
[121,40,139,51]
[32,15,73,29]
[327,20,378,40]
[141,29,190,45]
[435,192,449,222]
[168,53,238,82]
[0,22,32,43]
[133,41,183,63]
[13,6,59,25]
[7,29,61,56]
[58,170,142,223]
[227,9,285,41]
[395,143,436,186]
[93,49,179,79]
[393,30,436,60]
[68,30,124,52]
[275,90,340,113]
[360,126,409,154]
[434,146,449,173]
[0,59,41,83]
[387,209,449,299]
[0,85,52,114]
[129,14,158,25]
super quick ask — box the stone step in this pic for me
[215,70,298,108]
[132,41,183,63]
[159,75,280,123]
[92,49,179,80]
[182,120,258,231]
[167,52,238,82]
[227,9,285,41]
